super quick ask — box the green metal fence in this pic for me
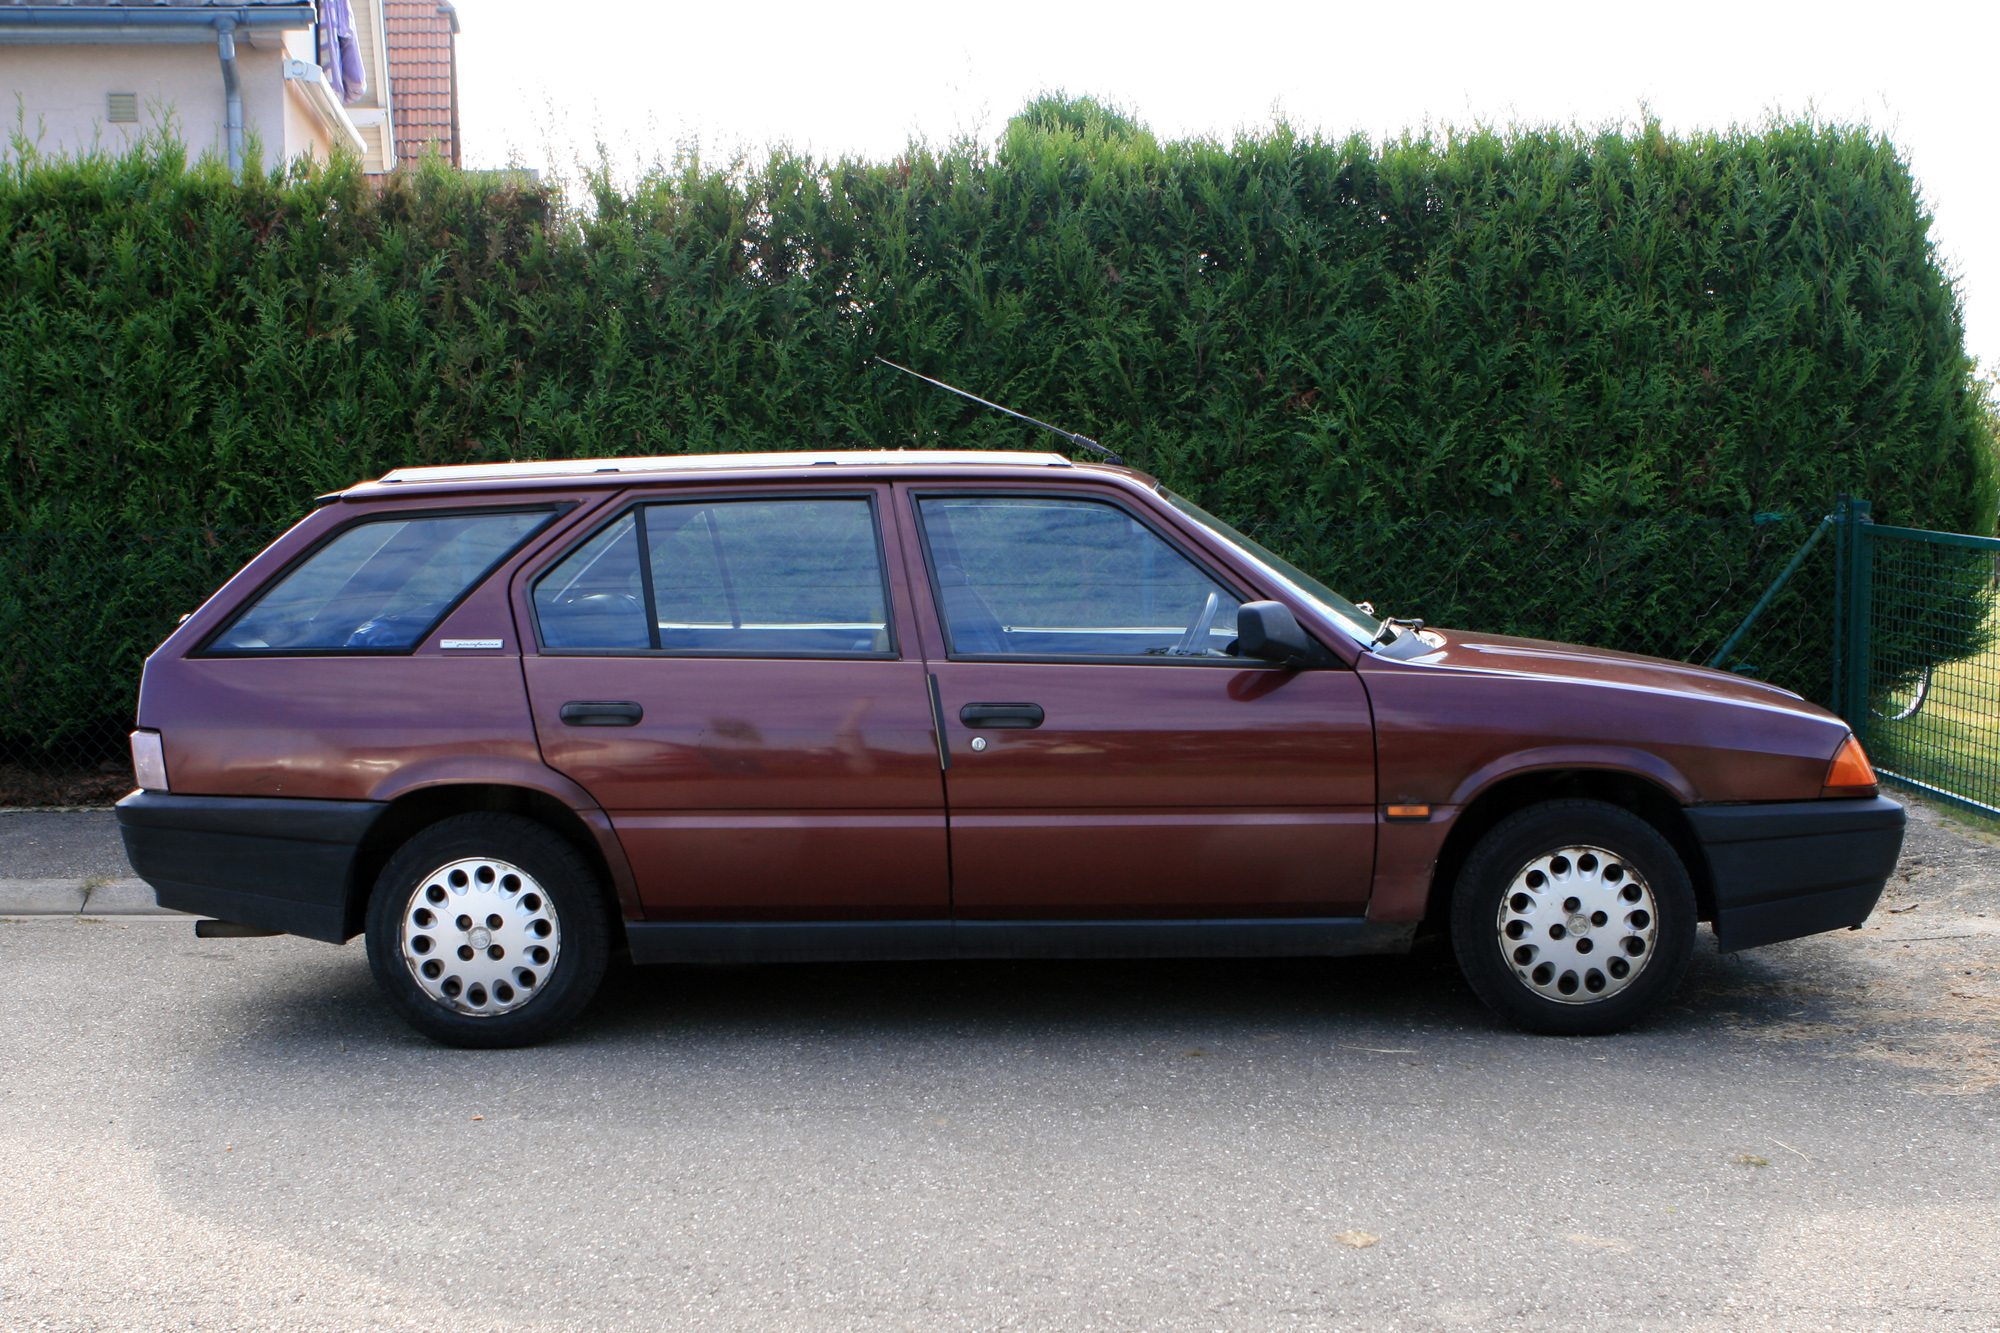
[1832,499,2000,817]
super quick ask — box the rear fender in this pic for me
[360,759,640,923]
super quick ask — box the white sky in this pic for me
[452,0,2000,382]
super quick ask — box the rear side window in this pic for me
[534,497,893,656]
[207,510,555,654]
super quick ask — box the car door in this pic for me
[519,487,948,919]
[901,484,1376,919]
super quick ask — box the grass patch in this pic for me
[1868,616,2000,819]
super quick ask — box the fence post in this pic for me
[1831,494,1848,711]
[1841,498,1874,736]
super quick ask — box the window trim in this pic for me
[527,490,903,661]
[907,487,1287,668]
[194,503,570,659]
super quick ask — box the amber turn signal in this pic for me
[1384,804,1432,821]
[1821,734,1878,797]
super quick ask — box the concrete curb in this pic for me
[0,878,187,917]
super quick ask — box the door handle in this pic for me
[958,702,1044,729]
[559,700,644,727]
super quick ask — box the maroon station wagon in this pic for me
[116,451,1905,1046]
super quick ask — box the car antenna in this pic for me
[873,356,1125,466]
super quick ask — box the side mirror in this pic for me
[1236,601,1317,668]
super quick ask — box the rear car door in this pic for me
[903,485,1376,918]
[519,487,948,919]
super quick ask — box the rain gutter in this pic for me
[0,7,316,42]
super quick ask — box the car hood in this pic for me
[1372,628,1836,719]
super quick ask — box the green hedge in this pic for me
[1,101,1993,759]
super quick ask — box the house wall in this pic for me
[281,75,338,163]
[0,35,311,168]
[344,0,397,172]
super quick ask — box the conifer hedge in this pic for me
[1,100,1994,764]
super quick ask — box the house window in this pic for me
[107,93,138,123]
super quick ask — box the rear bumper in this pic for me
[115,791,385,943]
[1688,796,1906,953]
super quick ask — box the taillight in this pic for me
[1821,734,1877,798]
[130,729,168,792]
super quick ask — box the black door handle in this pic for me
[560,700,644,727]
[959,702,1044,729]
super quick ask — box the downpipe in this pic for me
[215,17,242,179]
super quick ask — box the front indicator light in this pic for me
[1821,734,1877,798]
[130,729,168,792]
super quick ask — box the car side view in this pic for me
[116,451,1906,1046]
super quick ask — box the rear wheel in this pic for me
[365,813,612,1048]
[1450,799,1696,1035]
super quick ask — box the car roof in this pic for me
[327,449,1154,502]
[372,450,1079,487]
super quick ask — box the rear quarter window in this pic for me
[204,509,556,655]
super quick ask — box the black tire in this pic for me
[365,813,613,1048]
[1449,799,1696,1036]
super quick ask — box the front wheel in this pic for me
[1450,799,1696,1036]
[365,813,613,1048]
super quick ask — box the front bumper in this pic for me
[1687,796,1906,953]
[115,791,385,943]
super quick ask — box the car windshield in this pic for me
[1161,491,1384,645]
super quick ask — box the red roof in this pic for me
[384,1,459,168]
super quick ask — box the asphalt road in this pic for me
[0,808,132,880]
[2,799,1997,1332]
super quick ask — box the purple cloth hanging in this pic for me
[318,0,368,104]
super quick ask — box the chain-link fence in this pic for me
[1846,512,2000,817]
[0,511,1845,807]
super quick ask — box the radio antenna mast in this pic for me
[873,357,1124,466]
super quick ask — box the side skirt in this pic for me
[624,918,1416,966]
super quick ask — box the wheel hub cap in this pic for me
[399,856,561,1017]
[1496,845,1659,1005]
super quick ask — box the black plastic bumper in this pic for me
[1688,796,1906,953]
[115,791,385,943]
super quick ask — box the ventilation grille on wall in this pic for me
[107,93,138,124]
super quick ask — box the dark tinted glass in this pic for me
[917,496,1240,658]
[534,497,892,656]
[213,510,552,653]
[533,513,650,649]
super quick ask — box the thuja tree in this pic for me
[0,102,1993,757]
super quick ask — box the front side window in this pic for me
[208,509,555,654]
[534,496,893,656]
[916,495,1242,659]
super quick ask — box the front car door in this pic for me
[519,487,947,919]
[901,484,1376,919]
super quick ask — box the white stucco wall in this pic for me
[282,78,337,164]
[0,36,320,169]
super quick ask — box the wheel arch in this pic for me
[1424,767,1715,930]
[343,783,632,941]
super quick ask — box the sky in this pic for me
[451,0,2000,382]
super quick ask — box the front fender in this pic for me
[1444,745,1698,808]
[1367,749,1697,925]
